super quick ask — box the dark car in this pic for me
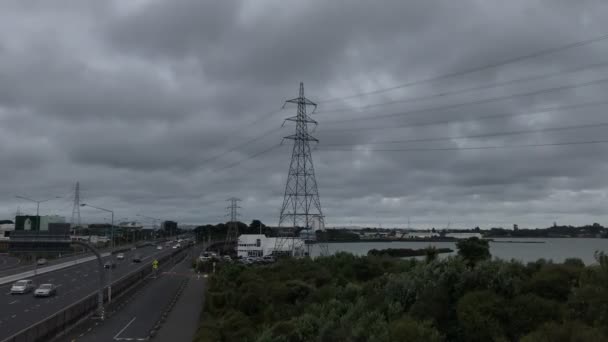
[104,260,116,269]
[132,254,142,263]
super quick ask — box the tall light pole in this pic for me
[15,195,61,216]
[81,203,115,304]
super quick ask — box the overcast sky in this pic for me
[3,0,608,229]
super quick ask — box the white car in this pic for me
[11,280,35,294]
[172,244,181,249]
[34,284,57,297]
[116,253,125,260]
[156,245,163,250]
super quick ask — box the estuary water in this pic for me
[310,238,608,264]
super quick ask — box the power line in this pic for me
[319,32,608,103]
[199,125,282,165]
[212,144,282,173]
[318,100,608,133]
[321,122,608,146]
[318,139,608,153]
[323,77,608,124]
[318,61,608,114]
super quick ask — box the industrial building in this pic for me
[236,234,305,258]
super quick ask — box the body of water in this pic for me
[310,238,608,264]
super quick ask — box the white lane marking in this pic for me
[71,278,76,282]
[11,314,16,318]
[114,316,137,340]
[56,284,63,288]
[8,300,18,304]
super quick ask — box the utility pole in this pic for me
[275,82,327,257]
[71,182,81,235]
[15,195,61,216]
[224,198,241,255]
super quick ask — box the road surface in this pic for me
[66,247,201,341]
[0,246,171,340]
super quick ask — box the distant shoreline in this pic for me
[324,238,552,244]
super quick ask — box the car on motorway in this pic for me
[104,260,116,269]
[222,255,232,262]
[172,244,181,249]
[36,258,47,266]
[116,253,125,260]
[132,254,142,263]
[156,245,163,250]
[34,284,57,297]
[10,279,35,294]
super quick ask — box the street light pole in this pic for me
[15,195,61,216]
[81,203,115,304]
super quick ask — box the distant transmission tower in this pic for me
[275,82,328,257]
[71,181,81,228]
[224,197,241,255]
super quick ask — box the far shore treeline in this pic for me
[192,221,608,241]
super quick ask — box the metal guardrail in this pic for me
[1,247,188,342]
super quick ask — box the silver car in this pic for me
[11,280,35,294]
[34,284,57,297]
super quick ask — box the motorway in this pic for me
[66,246,202,341]
[0,245,173,340]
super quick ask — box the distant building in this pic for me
[14,215,65,232]
[162,221,178,236]
[513,224,519,231]
[445,232,483,239]
[10,216,70,254]
[237,234,305,257]
[0,223,14,241]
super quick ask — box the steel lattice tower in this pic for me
[71,182,81,229]
[224,197,241,255]
[276,82,328,257]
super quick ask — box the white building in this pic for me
[237,234,305,257]
[0,223,14,241]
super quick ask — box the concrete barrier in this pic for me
[1,248,187,342]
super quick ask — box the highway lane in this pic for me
[0,243,141,278]
[67,247,200,341]
[0,246,174,340]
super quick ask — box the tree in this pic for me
[456,290,506,341]
[389,316,443,342]
[425,246,439,263]
[521,321,608,342]
[456,237,491,266]
[249,219,266,230]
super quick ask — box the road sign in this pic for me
[152,259,159,269]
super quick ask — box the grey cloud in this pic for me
[2,0,608,227]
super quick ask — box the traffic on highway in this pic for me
[0,244,173,340]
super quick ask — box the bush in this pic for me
[521,321,608,342]
[389,316,443,342]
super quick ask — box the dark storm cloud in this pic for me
[2,0,608,227]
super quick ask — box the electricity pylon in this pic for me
[275,82,327,257]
